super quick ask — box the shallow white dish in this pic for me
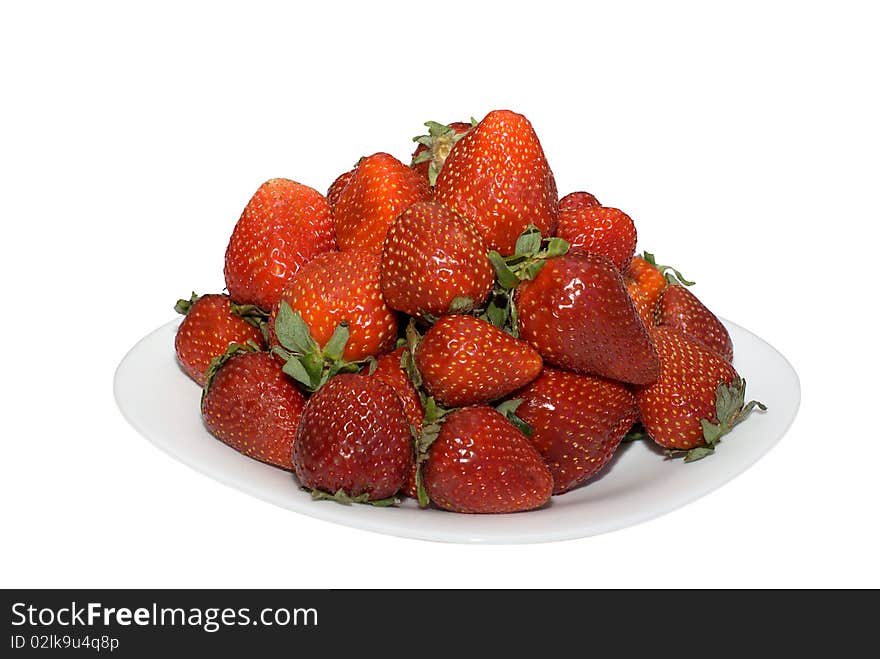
[114,318,799,544]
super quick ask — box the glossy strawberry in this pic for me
[224,178,336,310]
[657,285,733,362]
[381,201,494,318]
[202,349,306,470]
[174,293,265,386]
[327,167,356,210]
[558,191,601,212]
[435,109,558,256]
[424,406,553,513]
[516,253,660,384]
[411,121,473,186]
[636,327,764,460]
[513,368,638,494]
[415,315,543,407]
[293,373,412,501]
[625,254,667,327]
[333,152,431,253]
[369,347,424,431]
[557,206,637,272]
[271,250,398,362]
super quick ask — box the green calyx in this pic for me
[174,292,199,315]
[201,340,261,404]
[621,423,649,443]
[411,120,473,186]
[308,488,400,507]
[666,377,767,462]
[642,251,695,287]
[481,225,570,336]
[494,398,535,438]
[229,301,271,339]
[272,300,364,393]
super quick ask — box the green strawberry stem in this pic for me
[309,488,400,507]
[411,120,474,186]
[174,292,199,315]
[272,300,365,392]
[642,251,695,287]
[200,340,261,404]
[666,378,767,462]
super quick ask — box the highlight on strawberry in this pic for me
[172,108,767,514]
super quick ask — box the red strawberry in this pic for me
[512,368,638,494]
[369,347,424,431]
[333,152,431,253]
[271,249,398,362]
[380,201,494,318]
[411,120,474,186]
[558,191,601,212]
[224,178,336,310]
[516,253,660,384]
[327,167,356,210]
[625,254,667,327]
[556,206,637,272]
[636,327,764,461]
[174,293,266,386]
[423,406,553,513]
[293,373,412,501]
[415,315,543,408]
[202,348,306,470]
[434,109,558,256]
[657,285,733,362]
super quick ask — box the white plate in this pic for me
[114,318,800,544]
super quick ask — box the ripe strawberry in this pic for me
[636,327,764,461]
[423,406,553,513]
[558,191,601,212]
[293,373,412,502]
[415,315,543,407]
[658,285,733,362]
[174,293,266,386]
[201,348,306,470]
[224,178,336,310]
[380,201,494,318]
[327,167,356,210]
[513,368,638,494]
[271,249,398,362]
[434,109,558,256]
[516,253,660,384]
[625,254,667,327]
[333,152,431,253]
[411,120,474,186]
[556,206,637,272]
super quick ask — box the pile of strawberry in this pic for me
[174,110,765,514]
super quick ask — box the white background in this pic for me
[2,1,878,588]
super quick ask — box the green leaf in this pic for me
[365,356,378,376]
[413,135,434,147]
[448,296,474,314]
[274,301,317,353]
[174,292,198,315]
[484,297,508,328]
[282,358,314,389]
[700,419,725,446]
[683,446,715,463]
[411,150,433,164]
[323,321,350,361]
[544,237,570,258]
[622,424,649,443]
[522,260,546,281]
[424,120,451,137]
[309,488,399,507]
[515,225,542,256]
[488,251,520,289]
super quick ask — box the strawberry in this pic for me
[558,191,601,212]
[410,120,474,186]
[636,327,764,461]
[174,293,266,386]
[658,285,733,361]
[327,167,356,210]
[415,315,543,408]
[224,178,336,310]
[516,252,660,384]
[201,346,306,470]
[380,201,494,318]
[512,368,638,494]
[434,109,558,256]
[368,347,424,431]
[293,373,412,502]
[423,406,553,513]
[333,152,431,253]
[270,249,398,364]
[556,206,637,272]
[625,254,667,327]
